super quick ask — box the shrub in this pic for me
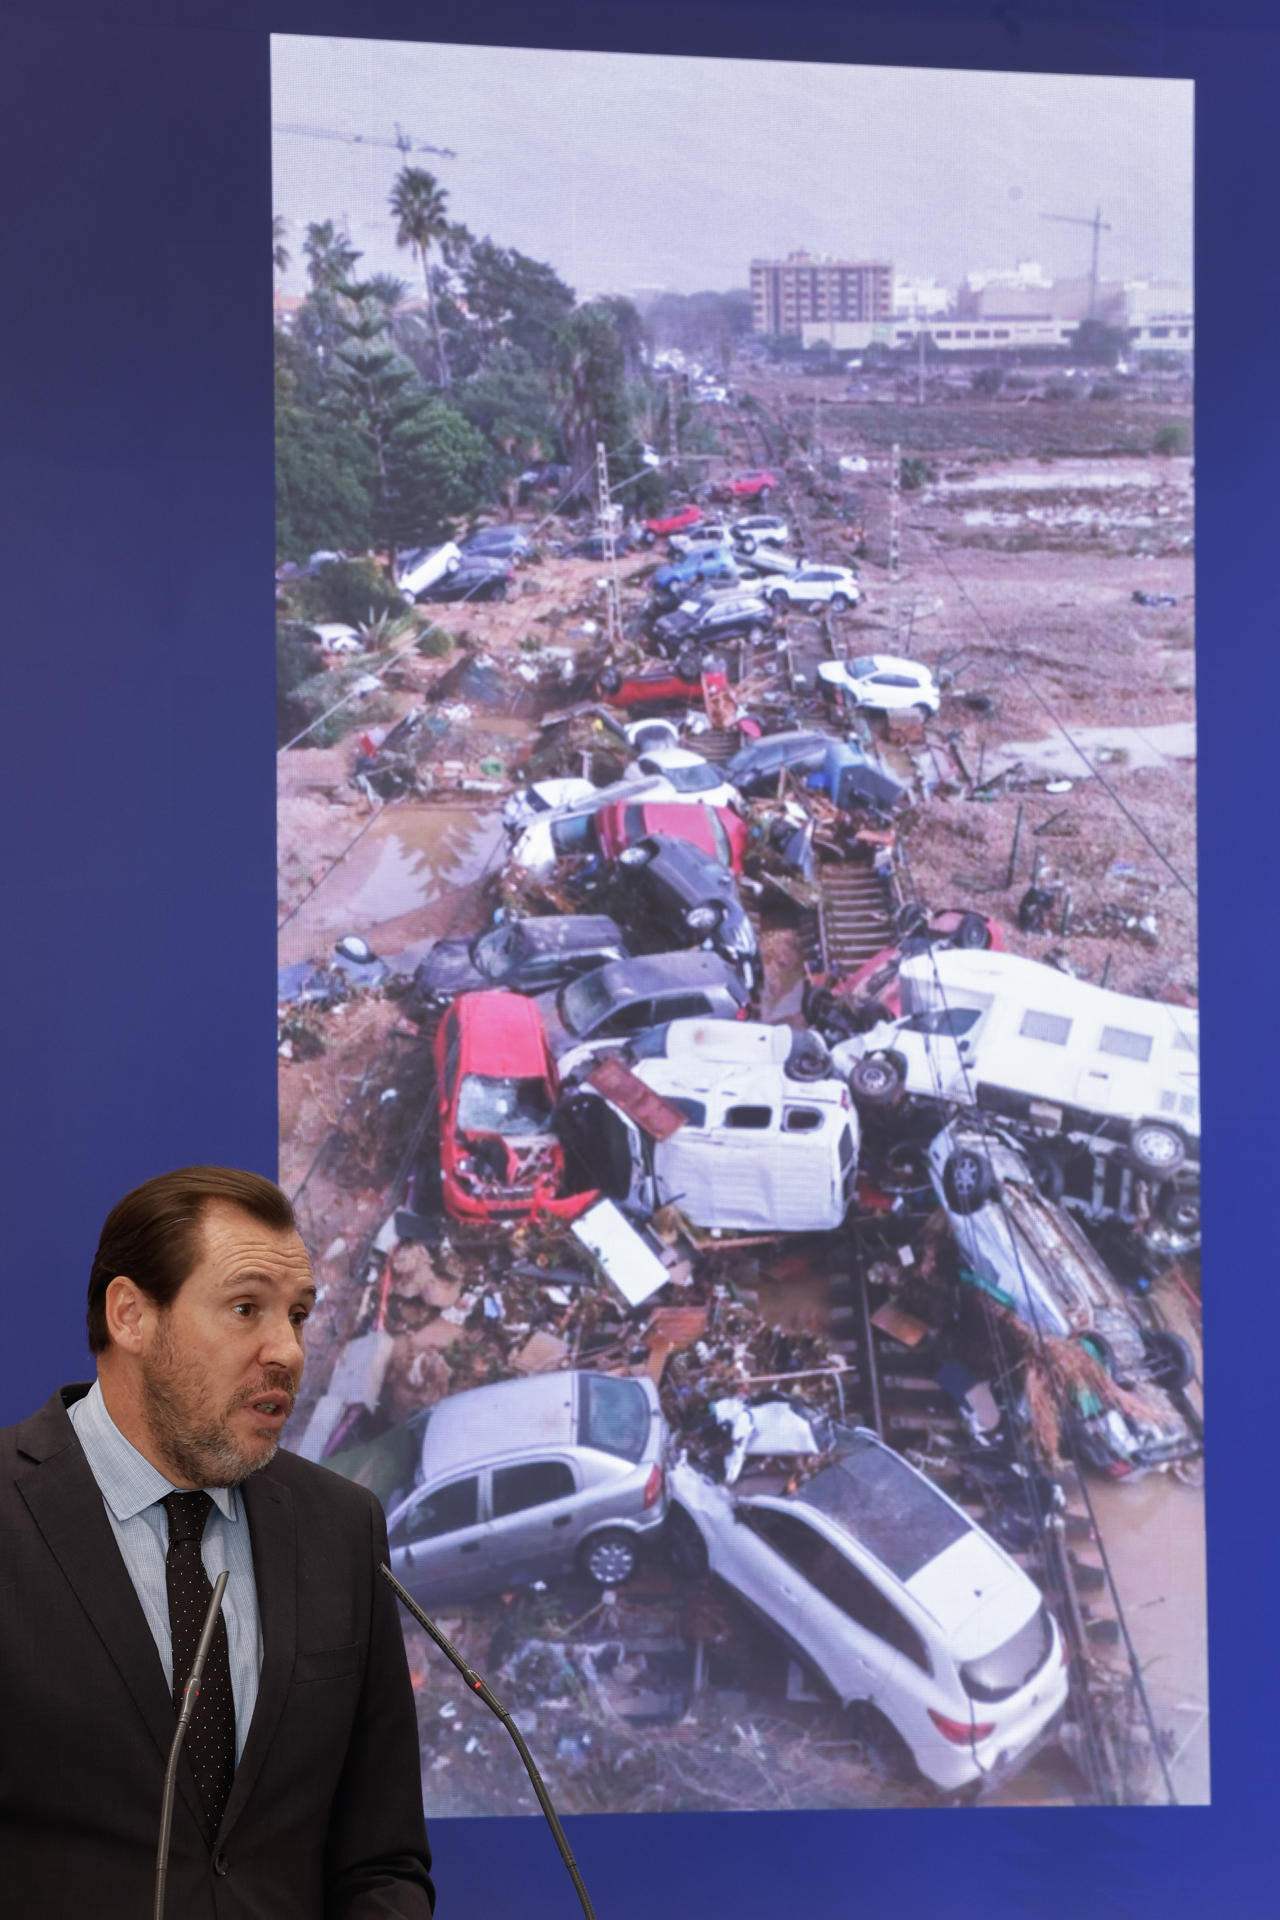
[278,663,394,749]
[416,627,453,658]
[1153,421,1191,457]
[290,558,404,628]
[899,456,936,492]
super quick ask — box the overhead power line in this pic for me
[273,120,458,161]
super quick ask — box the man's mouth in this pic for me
[244,1394,292,1425]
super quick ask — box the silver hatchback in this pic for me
[386,1370,669,1601]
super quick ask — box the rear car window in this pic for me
[801,1432,970,1581]
[961,1603,1053,1702]
[578,1375,651,1462]
[492,1460,575,1517]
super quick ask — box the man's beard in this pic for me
[141,1320,282,1488]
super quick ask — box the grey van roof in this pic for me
[591,949,745,998]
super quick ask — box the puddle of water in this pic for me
[279,805,505,965]
[985,721,1196,781]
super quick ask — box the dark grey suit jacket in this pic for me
[1,1384,434,1917]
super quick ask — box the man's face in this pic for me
[137,1201,315,1488]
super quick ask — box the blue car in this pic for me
[651,546,740,602]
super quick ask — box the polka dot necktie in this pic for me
[162,1491,236,1839]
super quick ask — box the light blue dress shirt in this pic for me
[67,1379,263,1762]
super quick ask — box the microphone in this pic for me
[153,1569,229,1920]
[379,1563,597,1920]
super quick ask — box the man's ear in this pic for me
[103,1275,149,1355]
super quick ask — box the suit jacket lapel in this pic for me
[16,1431,208,1841]
[216,1469,296,1844]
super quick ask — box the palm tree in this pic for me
[272,214,290,277]
[302,220,360,294]
[389,166,452,388]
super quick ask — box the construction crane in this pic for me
[1041,205,1111,320]
[273,121,457,161]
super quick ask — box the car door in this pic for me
[720,1504,880,1699]
[897,1005,982,1101]
[386,1474,491,1604]
[483,1457,583,1586]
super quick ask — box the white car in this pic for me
[759,565,862,613]
[621,747,739,811]
[395,541,462,603]
[507,774,697,873]
[819,654,941,716]
[668,521,733,556]
[501,777,598,839]
[838,453,870,475]
[669,1427,1068,1792]
[731,516,790,554]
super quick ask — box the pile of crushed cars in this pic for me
[295,489,1202,1807]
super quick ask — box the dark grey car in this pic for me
[724,729,834,795]
[412,915,630,1011]
[537,948,750,1057]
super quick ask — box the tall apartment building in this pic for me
[750,253,893,336]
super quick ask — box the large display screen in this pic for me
[272,35,1200,1818]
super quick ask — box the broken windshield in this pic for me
[456,1074,553,1135]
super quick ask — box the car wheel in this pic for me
[579,1528,639,1587]
[846,1703,917,1784]
[850,1053,906,1107]
[1158,1183,1201,1235]
[1026,1143,1067,1203]
[770,590,790,611]
[675,651,703,683]
[641,529,656,546]
[618,843,655,870]
[913,702,933,720]
[830,593,850,613]
[954,911,992,950]
[1143,1329,1196,1393]
[665,1505,709,1579]
[739,535,756,554]
[1128,1121,1186,1178]
[785,1030,833,1082]
[746,623,764,643]
[490,581,509,603]
[445,555,460,575]
[598,667,622,696]
[942,1147,996,1214]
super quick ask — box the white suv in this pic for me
[759,564,861,612]
[670,1425,1068,1792]
[820,653,941,716]
[395,541,462,602]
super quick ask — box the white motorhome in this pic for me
[842,950,1199,1176]
[560,1018,861,1234]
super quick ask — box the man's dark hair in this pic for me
[86,1165,296,1354]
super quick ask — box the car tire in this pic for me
[598,667,622,696]
[1158,1184,1202,1235]
[746,624,764,643]
[954,911,992,950]
[1128,1120,1187,1178]
[913,702,933,720]
[830,593,850,613]
[1143,1329,1196,1393]
[739,535,757,555]
[490,581,509,603]
[942,1147,996,1214]
[675,651,703,683]
[846,1702,917,1784]
[1026,1143,1067,1203]
[850,1053,906,1108]
[641,530,656,546]
[785,1031,833,1082]
[769,590,790,611]
[445,555,460,575]
[579,1528,639,1587]
[665,1505,709,1579]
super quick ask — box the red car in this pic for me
[716,470,779,502]
[596,661,705,711]
[642,504,704,543]
[593,799,748,873]
[804,910,1003,1028]
[434,991,594,1224]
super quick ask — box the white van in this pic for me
[560,1018,861,1235]
[842,949,1199,1176]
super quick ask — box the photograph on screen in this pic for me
[272,36,1201,1813]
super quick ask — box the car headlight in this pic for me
[685,905,720,932]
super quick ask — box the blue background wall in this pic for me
[4,1,1277,1912]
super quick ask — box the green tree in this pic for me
[302,220,360,293]
[452,361,559,504]
[1072,318,1130,366]
[552,304,634,505]
[460,239,575,370]
[389,167,453,387]
[272,215,290,277]
[274,333,374,562]
[331,282,487,550]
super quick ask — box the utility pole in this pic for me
[889,442,901,585]
[595,441,623,654]
[917,327,926,406]
[1042,205,1113,321]
[666,373,680,467]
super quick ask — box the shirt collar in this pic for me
[70,1378,239,1524]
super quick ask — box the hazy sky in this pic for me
[272,36,1193,300]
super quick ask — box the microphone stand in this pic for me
[379,1563,597,1920]
[153,1569,229,1920]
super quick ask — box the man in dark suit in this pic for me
[0,1164,435,1917]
